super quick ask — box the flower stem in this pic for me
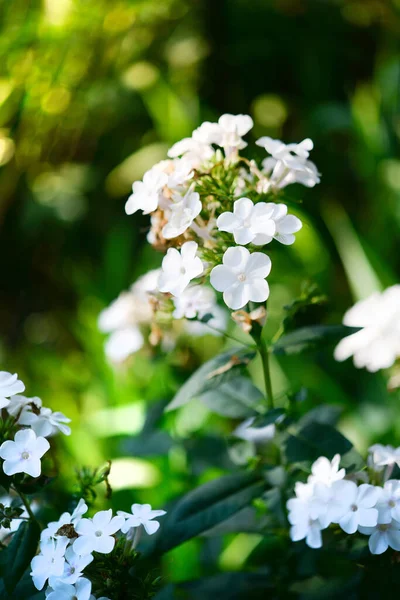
[258,337,274,410]
[13,487,39,526]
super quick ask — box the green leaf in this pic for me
[198,376,264,418]
[252,408,286,427]
[272,325,359,356]
[285,422,353,463]
[166,347,256,411]
[3,521,40,595]
[146,472,266,555]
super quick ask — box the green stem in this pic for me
[258,337,274,410]
[13,487,39,526]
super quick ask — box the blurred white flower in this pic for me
[210,246,271,310]
[233,417,275,443]
[19,407,71,437]
[0,429,50,478]
[125,166,168,215]
[118,503,166,535]
[184,304,228,337]
[6,395,42,418]
[73,510,124,556]
[31,538,69,590]
[103,327,144,364]
[359,511,400,555]
[0,372,25,409]
[158,241,203,296]
[332,481,380,534]
[287,483,331,549]
[334,285,400,372]
[308,454,345,487]
[45,578,92,600]
[217,198,276,245]
[168,137,214,168]
[162,190,202,239]
[49,547,93,586]
[368,443,400,470]
[172,285,216,319]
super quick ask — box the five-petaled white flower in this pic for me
[117,503,166,535]
[216,198,276,246]
[266,204,303,245]
[31,537,69,590]
[359,512,400,555]
[125,166,168,215]
[308,454,345,487]
[73,510,124,556]
[256,136,313,168]
[162,189,202,239]
[158,241,204,296]
[331,480,380,534]
[0,372,25,409]
[334,285,400,372]
[19,406,71,437]
[49,547,93,586]
[212,114,254,156]
[210,246,271,310]
[376,480,400,523]
[172,285,216,320]
[45,577,92,600]
[0,429,50,478]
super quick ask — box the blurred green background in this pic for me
[1,0,400,584]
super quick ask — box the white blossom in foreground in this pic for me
[210,246,271,310]
[216,198,276,246]
[162,189,202,239]
[0,372,25,409]
[118,503,167,535]
[19,406,71,437]
[332,481,380,534]
[158,241,204,296]
[359,512,400,555]
[0,429,50,478]
[31,538,69,590]
[334,285,400,372]
[49,547,93,586]
[73,510,124,556]
[45,577,92,600]
[125,166,168,215]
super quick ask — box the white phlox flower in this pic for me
[125,166,168,215]
[212,114,254,156]
[172,285,216,319]
[73,509,124,556]
[334,285,400,372]
[31,537,69,590]
[0,372,25,409]
[45,577,92,600]
[330,480,380,534]
[104,328,144,364]
[210,246,271,310]
[162,189,202,239]
[308,454,345,487]
[257,136,313,168]
[6,394,42,418]
[267,203,303,246]
[376,480,400,523]
[233,417,275,443]
[368,443,400,471]
[158,241,204,296]
[19,406,71,437]
[0,429,50,478]
[166,158,194,190]
[359,509,400,555]
[49,547,93,586]
[167,136,214,168]
[216,198,276,246]
[287,482,331,549]
[41,499,88,545]
[117,503,167,535]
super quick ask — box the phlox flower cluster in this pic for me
[287,448,400,555]
[334,285,400,373]
[0,371,70,478]
[31,500,166,599]
[122,113,319,325]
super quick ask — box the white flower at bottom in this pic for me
[359,512,400,555]
[331,481,380,534]
[216,198,276,245]
[210,246,271,310]
[45,577,92,600]
[49,547,93,586]
[117,503,167,535]
[31,537,69,590]
[73,510,124,556]
[0,372,25,409]
[289,515,326,549]
[158,241,204,296]
[0,429,50,478]
[376,480,400,523]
